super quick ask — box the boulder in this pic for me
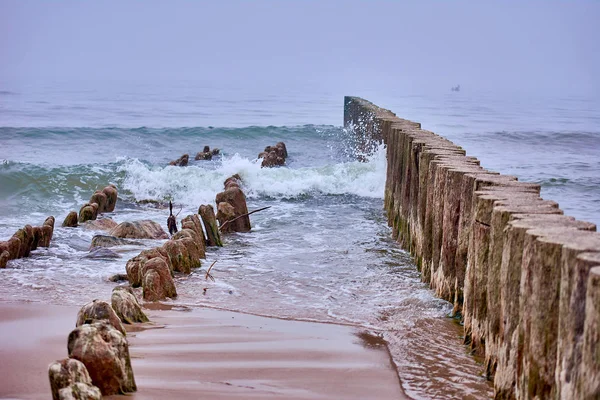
[0,250,9,268]
[110,220,169,239]
[180,214,206,256]
[48,358,101,400]
[111,286,148,324]
[199,204,223,247]
[102,185,118,213]
[76,299,126,336]
[84,247,121,259]
[89,191,108,214]
[62,212,79,228]
[215,186,251,232]
[83,218,118,232]
[90,235,142,249]
[141,257,177,301]
[67,321,136,396]
[79,204,97,223]
[171,232,203,269]
[169,154,189,166]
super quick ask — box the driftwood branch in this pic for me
[205,260,217,282]
[218,206,272,231]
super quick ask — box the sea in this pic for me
[1,81,599,399]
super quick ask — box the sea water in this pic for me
[1,82,599,399]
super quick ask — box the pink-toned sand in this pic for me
[0,302,406,399]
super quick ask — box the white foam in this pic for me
[118,145,387,204]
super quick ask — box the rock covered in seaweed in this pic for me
[111,285,148,324]
[48,358,101,400]
[67,321,136,396]
[76,299,127,336]
[62,211,79,228]
[198,204,223,247]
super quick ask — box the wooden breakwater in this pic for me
[344,96,600,400]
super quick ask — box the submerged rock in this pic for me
[110,220,169,240]
[83,218,118,232]
[111,286,148,324]
[48,358,101,400]
[108,273,128,283]
[76,299,126,336]
[90,235,142,249]
[67,321,136,396]
[84,247,121,259]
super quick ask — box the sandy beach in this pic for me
[0,302,406,399]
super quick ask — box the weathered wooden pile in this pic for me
[0,216,55,268]
[344,96,600,400]
[48,286,146,399]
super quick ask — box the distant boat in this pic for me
[451,84,461,92]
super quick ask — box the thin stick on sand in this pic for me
[219,206,272,231]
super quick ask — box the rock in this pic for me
[275,141,288,158]
[169,154,189,166]
[216,202,236,232]
[63,212,79,227]
[84,247,121,259]
[90,235,142,249]
[48,358,101,400]
[216,186,250,232]
[171,231,203,270]
[89,191,108,214]
[39,216,55,247]
[110,220,169,239]
[79,204,97,223]
[102,185,118,213]
[195,146,213,160]
[76,299,127,336]
[141,257,177,301]
[57,382,102,400]
[83,218,118,232]
[67,321,136,396]
[261,151,285,167]
[108,273,128,282]
[259,142,287,168]
[0,250,9,268]
[199,204,223,246]
[111,286,149,324]
[212,148,220,156]
[224,174,242,189]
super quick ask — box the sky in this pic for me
[1,0,599,96]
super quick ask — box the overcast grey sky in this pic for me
[1,1,599,96]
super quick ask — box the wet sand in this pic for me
[0,302,406,400]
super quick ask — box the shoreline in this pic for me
[0,300,407,400]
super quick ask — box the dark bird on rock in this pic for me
[167,201,178,236]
